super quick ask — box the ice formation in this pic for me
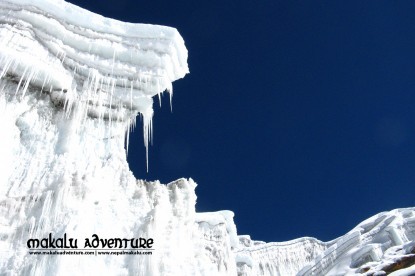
[0,0,414,275]
[236,208,415,275]
[0,0,188,171]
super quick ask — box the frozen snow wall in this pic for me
[0,0,189,168]
[0,0,189,197]
[0,1,238,275]
[2,1,415,276]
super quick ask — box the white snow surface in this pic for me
[236,208,415,276]
[0,1,414,276]
[0,0,188,170]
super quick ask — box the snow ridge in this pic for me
[236,208,415,276]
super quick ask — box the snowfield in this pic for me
[0,0,413,275]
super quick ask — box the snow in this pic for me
[231,208,415,276]
[0,0,414,275]
[236,235,331,275]
[296,208,415,276]
[0,0,188,169]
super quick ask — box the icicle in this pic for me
[0,57,12,79]
[125,118,130,155]
[168,82,173,112]
[159,93,162,107]
[111,49,116,76]
[130,81,133,111]
[108,79,114,128]
[15,66,28,97]
[145,121,149,173]
[21,68,36,98]
[150,113,154,146]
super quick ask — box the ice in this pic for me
[0,0,188,168]
[195,210,239,249]
[231,208,415,276]
[295,208,415,276]
[236,235,330,275]
[0,0,414,275]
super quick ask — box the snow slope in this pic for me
[0,1,414,275]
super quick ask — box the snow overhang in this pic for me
[0,0,189,166]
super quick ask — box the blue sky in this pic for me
[68,0,415,242]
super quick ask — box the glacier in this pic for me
[0,0,414,275]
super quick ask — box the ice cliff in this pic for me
[0,1,414,275]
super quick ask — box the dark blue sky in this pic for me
[68,0,415,242]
